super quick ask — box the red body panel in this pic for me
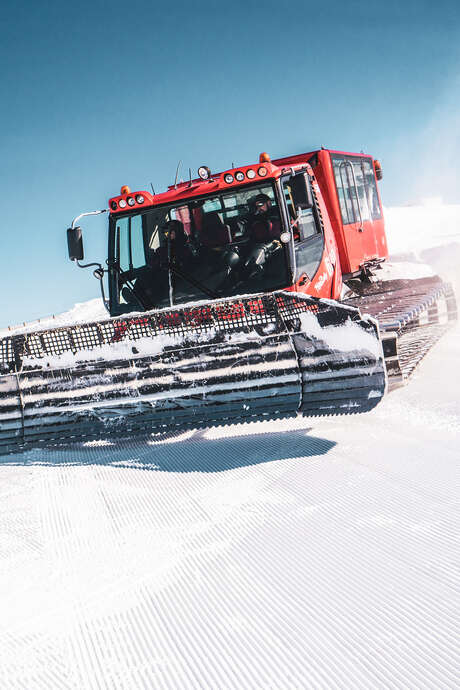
[274,149,388,275]
[108,164,279,213]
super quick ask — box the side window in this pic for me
[353,162,371,222]
[116,215,146,271]
[282,178,318,240]
[282,180,295,220]
[332,156,360,224]
[332,155,381,224]
[362,158,382,219]
[282,178,323,280]
[297,208,317,240]
[142,208,167,252]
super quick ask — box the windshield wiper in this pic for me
[167,262,219,300]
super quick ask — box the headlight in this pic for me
[136,195,144,204]
[110,201,118,210]
[234,171,245,182]
[127,197,135,206]
[119,199,127,208]
[198,166,211,180]
[258,166,267,177]
[246,169,256,179]
[224,173,234,184]
[280,231,291,244]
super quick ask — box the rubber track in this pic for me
[345,277,457,388]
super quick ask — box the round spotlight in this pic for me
[234,171,245,182]
[136,195,144,204]
[198,166,211,180]
[224,173,234,184]
[119,199,127,208]
[127,197,135,206]
[258,166,268,177]
[280,231,291,244]
[246,169,256,179]
[110,201,118,210]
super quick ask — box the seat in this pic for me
[200,212,232,247]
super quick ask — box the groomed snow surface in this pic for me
[1,204,459,689]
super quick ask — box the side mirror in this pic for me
[67,226,84,261]
[290,173,313,210]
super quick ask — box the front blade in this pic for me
[0,292,386,452]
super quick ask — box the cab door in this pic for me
[330,154,381,273]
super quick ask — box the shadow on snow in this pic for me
[0,426,336,473]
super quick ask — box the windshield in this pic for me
[109,182,290,313]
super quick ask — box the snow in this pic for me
[384,200,460,295]
[376,260,435,281]
[0,298,108,338]
[21,332,187,369]
[299,310,383,359]
[0,204,459,688]
[384,200,460,255]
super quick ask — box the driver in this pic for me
[243,194,283,278]
[247,193,281,241]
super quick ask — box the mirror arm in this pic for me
[71,208,107,229]
[68,208,108,265]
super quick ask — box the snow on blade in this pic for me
[299,310,383,359]
[21,332,185,368]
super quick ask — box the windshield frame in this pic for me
[107,179,293,316]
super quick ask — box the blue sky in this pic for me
[1,0,459,327]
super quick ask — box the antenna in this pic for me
[150,182,155,195]
[188,167,192,187]
[174,160,182,189]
